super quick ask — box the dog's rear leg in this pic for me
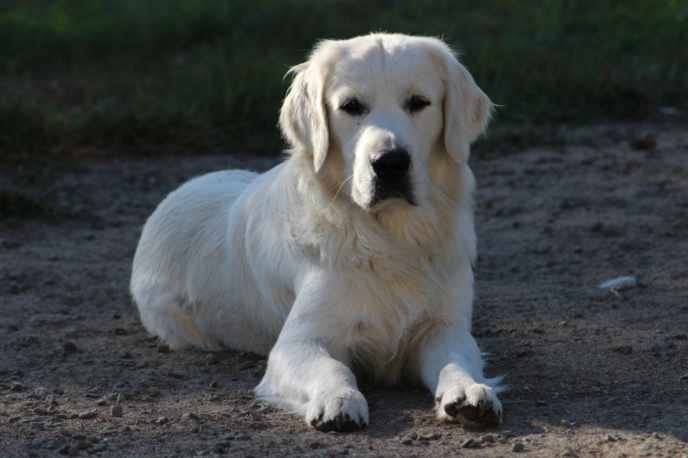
[134,288,217,350]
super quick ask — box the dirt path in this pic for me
[1,123,687,457]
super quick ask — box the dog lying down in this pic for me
[131,33,503,432]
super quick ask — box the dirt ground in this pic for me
[1,123,687,457]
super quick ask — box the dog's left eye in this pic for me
[404,95,431,114]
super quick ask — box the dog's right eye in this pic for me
[404,95,431,114]
[339,98,368,116]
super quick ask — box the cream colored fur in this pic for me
[130,33,503,431]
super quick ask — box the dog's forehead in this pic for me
[328,39,442,95]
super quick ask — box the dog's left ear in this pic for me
[279,57,330,173]
[429,39,493,164]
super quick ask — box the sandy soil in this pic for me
[1,123,687,457]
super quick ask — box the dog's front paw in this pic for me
[306,388,369,432]
[435,383,502,427]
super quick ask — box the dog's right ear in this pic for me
[279,59,330,173]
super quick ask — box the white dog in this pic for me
[131,33,502,432]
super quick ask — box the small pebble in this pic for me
[613,345,634,355]
[181,412,199,421]
[216,434,234,445]
[155,416,168,425]
[461,438,481,449]
[512,442,526,452]
[206,354,220,365]
[9,382,25,392]
[630,133,657,151]
[62,341,78,354]
[78,410,98,420]
[400,432,417,445]
[91,441,109,453]
[110,405,123,418]
[418,431,440,441]
[480,434,496,444]
[157,344,171,353]
[589,223,625,238]
[213,443,229,453]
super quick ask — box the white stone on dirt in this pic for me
[598,276,637,291]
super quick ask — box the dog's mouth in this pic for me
[369,176,416,210]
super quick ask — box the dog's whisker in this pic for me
[326,174,354,210]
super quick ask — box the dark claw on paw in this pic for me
[311,414,365,432]
[443,396,465,417]
[446,399,500,427]
[458,403,481,421]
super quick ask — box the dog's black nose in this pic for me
[370,148,415,207]
[371,148,411,178]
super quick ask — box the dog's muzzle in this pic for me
[370,148,415,207]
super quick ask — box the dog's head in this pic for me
[280,33,492,212]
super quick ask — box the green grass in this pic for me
[1,0,687,158]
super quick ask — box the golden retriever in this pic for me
[130,33,502,432]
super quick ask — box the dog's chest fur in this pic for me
[293,204,460,383]
[343,257,452,384]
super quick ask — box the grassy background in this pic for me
[1,0,687,159]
